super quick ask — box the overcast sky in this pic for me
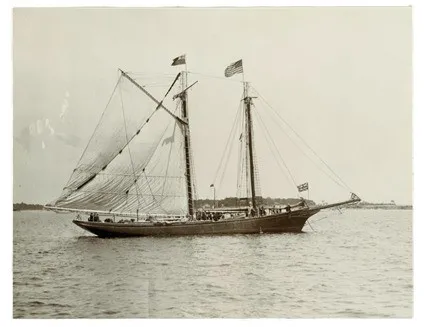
[13,7,412,205]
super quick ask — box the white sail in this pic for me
[49,73,188,216]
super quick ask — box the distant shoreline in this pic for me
[13,201,412,212]
[342,201,412,210]
[345,204,412,210]
[13,203,45,211]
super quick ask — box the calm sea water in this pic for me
[13,209,412,318]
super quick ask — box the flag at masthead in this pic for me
[171,54,186,66]
[224,59,243,77]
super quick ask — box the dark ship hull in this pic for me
[73,208,321,238]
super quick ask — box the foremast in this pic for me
[120,67,195,218]
[120,65,195,218]
[179,70,195,218]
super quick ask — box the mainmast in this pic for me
[244,82,257,211]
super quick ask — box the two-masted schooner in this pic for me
[45,55,361,237]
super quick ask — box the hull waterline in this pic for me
[72,208,321,237]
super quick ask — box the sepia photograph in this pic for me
[11,2,414,320]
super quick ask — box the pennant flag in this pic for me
[171,54,186,66]
[224,59,243,77]
[351,192,360,200]
[297,182,309,192]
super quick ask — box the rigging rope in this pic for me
[70,190,186,197]
[143,169,170,215]
[161,123,177,199]
[62,75,123,189]
[57,72,187,217]
[217,112,241,195]
[253,105,301,196]
[119,81,143,210]
[244,113,249,199]
[252,86,354,192]
[211,100,243,188]
[307,220,315,232]
[69,73,182,194]
[127,108,180,214]
[254,97,347,190]
[236,102,246,200]
[188,71,244,84]
[125,72,176,77]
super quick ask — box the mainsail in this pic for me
[49,71,189,216]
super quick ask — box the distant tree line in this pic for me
[13,202,44,211]
[194,196,316,209]
[358,201,396,206]
[348,202,412,210]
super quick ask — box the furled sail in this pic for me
[49,72,188,216]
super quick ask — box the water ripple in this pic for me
[13,209,412,318]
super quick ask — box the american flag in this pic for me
[297,182,309,192]
[224,59,243,77]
